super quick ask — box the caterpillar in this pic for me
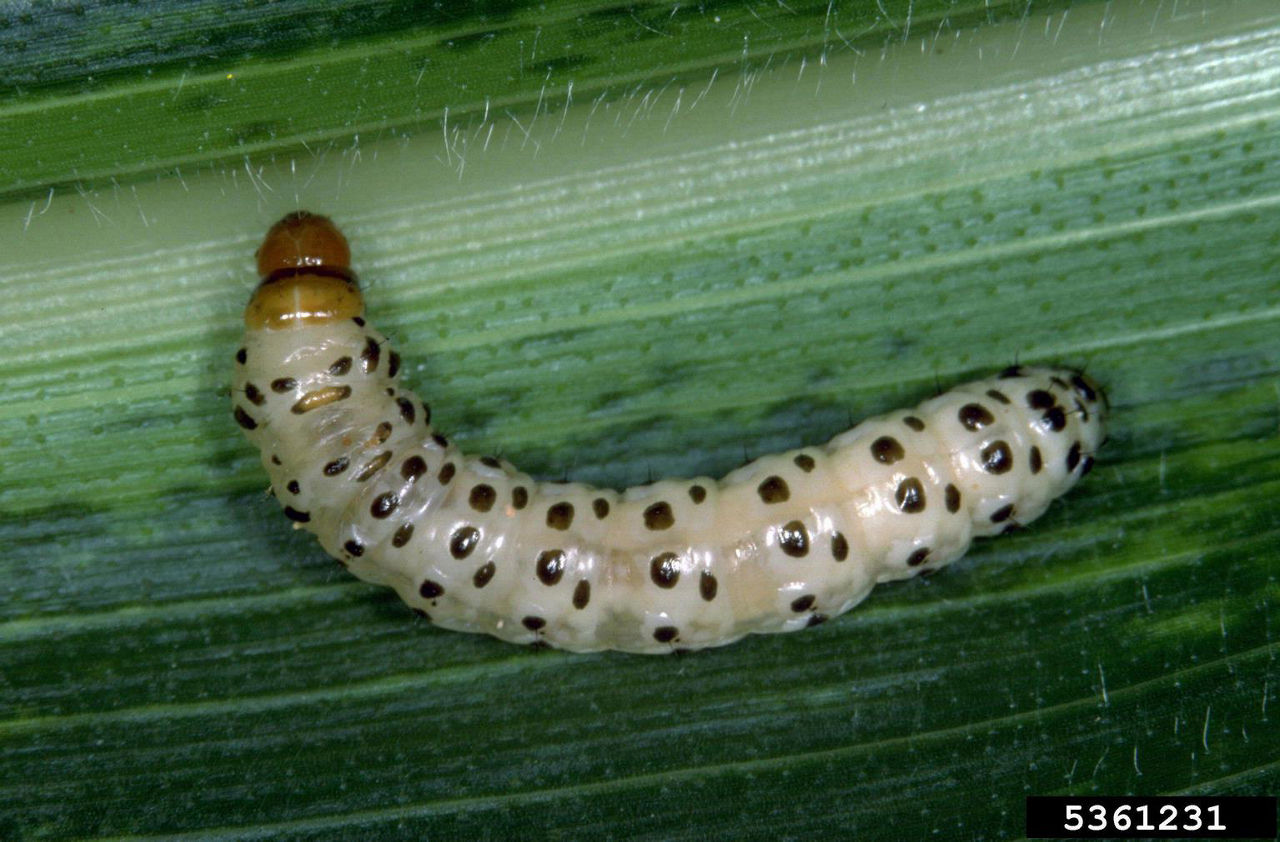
[234,211,1107,654]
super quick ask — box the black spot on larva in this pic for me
[343,539,364,557]
[323,456,349,476]
[546,502,574,531]
[807,614,828,627]
[355,451,392,482]
[699,571,718,601]
[592,497,610,519]
[1080,455,1095,476]
[329,356,352,376]
[895,478,927,513]
[990,504,1015,523]
[644,502,674,530]
[353,316,366,327]
[779,520,809,557]
[999,364,1025,379]
[286,480,300,494]
[1029,446,1043,474]
[421,404,432,425]
[906,547,930,566]
[650,552,680,588]
[1071,373,1098,402]
[473,562,495,588]
[653,626,678,643]
[370,492,399,519]
[1042,406,1067,432]
[522,616,546,631]
[794,453,816,472]
[572,579,591,609]
[388,351,401,378]
[790,594,816,612]
[870,436,905,464]
[986,388,1011,405]
[479,455,502,469]
[271,455,281,465]
[401,455,427,480]
[903,415,926,432]
[1051,375,1070,391]
[512,486,529,509]
[1067,441,1082,471]
[235,347,247,365]
[244,383,265,405]
[270,377,296,394]
[958,403,995,431]
[432,433,448,448]
[1075,399,1089,422]
[233,406,258,430]
[360,337,381,373]
[536,550,566,585]
[980,441,1013,474]
[831,532,849,561]
[396,397,416,424]
[449,526,480,559]
[469,484,496,512]
[392,523,414,547]
[689,485,707,504]
[1026,389,1055,410]
[372,421,393,445]
[438,462,456,484]
[419,580,444,599]
[945,483,961,513]
[283,506,310,523]
[757,476,790,504]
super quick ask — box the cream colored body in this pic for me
[235,319,1105,653]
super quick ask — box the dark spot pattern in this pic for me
[1026,389,1055,410]
[388,351,401,378]
[235,347,247,365]
[1051,375,1070,391]
[438,462,456,484]
[870,436,905,464]
[270,377,296,394]
[592,497,610,519]
[945,483,961,513]
[1066,441,1082,471]
[990,504,1015,523]
[523,616,545,632]
[999,365,1024,379]
[689,485,707,504]
[1080,456,1095,476]
[449,526,480,559]
[790,594,815,613]
[396,397,416,424]
[271,455,281,465]
[343,540,364,557]
[699,571,718,601]
[234,406,257,430]
[1042,406,1067,432]
[1029,446,1043,474]
[572,580,591,609]
[958,403,995,431]
[432,433,448,448]
[980,441,1013,474]
[895,478,926,513]
[419,580,444,599]
[286,480,300,495]
[353,317,365,327]
[903,415,926,431]
[986,389,1011,405]
[807,614,827,627]
[794,454,815,472]
[360,337,381,373]
[643,502,674,530]
[329,356,352,376]
[244,384,265,405]
[653,626,678,643]
[401,455,427,480]
[323,457,349,476]
[355,451,392,482]
[372,421,393,444]
[831,532,849,561]
[779,520,809,557]
[479,456,502,469]
[1071,373,1098,402]
[473,562,495,588]
[906,548,930,567]
[650,552,680,588]
[757,476,790,504]
[469,484,496,512]
[546,502,574,531]
[283,506,310,523]
[536,550,566,585]
[370,492,399,519]
[512,486,529,509]
[392,523,414,547]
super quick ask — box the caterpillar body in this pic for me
[234,212,1107,654]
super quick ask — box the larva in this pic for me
[234,211,1107,654]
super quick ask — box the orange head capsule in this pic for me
[246,211,365,329]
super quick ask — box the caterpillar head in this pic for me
[246,211,365,329]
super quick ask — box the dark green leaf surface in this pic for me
[2,1,1278,839]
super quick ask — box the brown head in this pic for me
[245,211,365,329]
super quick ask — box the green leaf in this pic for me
[3,0,1278,838]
